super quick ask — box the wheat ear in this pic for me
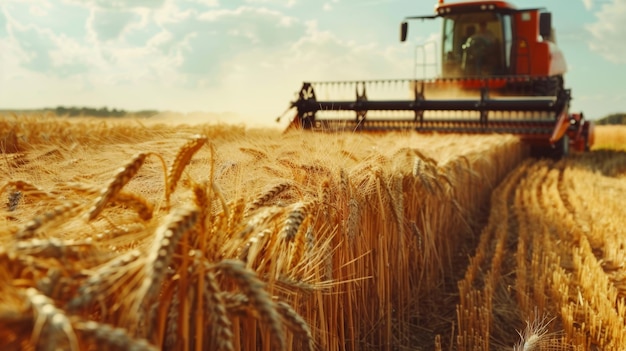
[204,270,234,351]
[513,311,558,351]
[166,135,208,203]
[16,201,82,239]
[275,300,315,351]
[74,320,157,351]
[14,238,92,259]
[25,288,79,351]
[239,147,267,160]
[87,153,147,221]
[214,259,285,350]
[289,223,310,270]
[245,182,291,216]
[140,206,199,303]
[67,249,142,310]
[163,284,180,350]
[218,291,314,351]
[412,155,439,195]
[280,201,310,242]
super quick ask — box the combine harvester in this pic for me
[282,0,594,157]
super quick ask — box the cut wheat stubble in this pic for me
[513,312,560,351]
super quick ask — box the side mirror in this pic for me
[539,12,552,39]
[400,21,408,42]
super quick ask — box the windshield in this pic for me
[441,13,506,77]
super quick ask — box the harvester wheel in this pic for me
[531,135,570,159]
[552,134,569,159]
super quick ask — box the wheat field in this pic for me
[0,114,624,351]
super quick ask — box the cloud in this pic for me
[65,0,167,10]
[9,22,89,75]
[87,8,139,41]
[243,0,297,7]
[186,0,219,7]
[0,0,421,124]
[0,8,7,37]
[586,1,626,64]
[582,0,593,10]
[146,6,304,85]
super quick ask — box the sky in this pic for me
[1,0,625,127]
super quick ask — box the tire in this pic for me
[552,134,569,159]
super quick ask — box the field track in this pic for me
[458,150,626,350]
[0,115,625,350]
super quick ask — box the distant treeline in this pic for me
[596,113,626,125]
[50,106,158,118]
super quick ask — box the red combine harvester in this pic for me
[283,0,594,157]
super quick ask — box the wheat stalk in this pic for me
[112,191,154,221]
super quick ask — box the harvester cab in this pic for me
[281,0,594,158]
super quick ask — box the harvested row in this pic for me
[457,150,626,350]
[0,114,525,350]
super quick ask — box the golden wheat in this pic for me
[1,115,625,351]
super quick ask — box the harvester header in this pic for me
[281,0,594,157]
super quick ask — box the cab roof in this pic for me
[404,1,544,21]
[434,1,541,15]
